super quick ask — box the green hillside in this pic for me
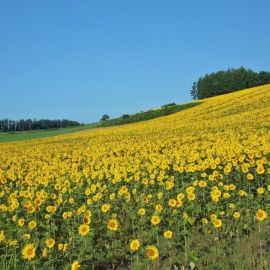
[0,101,200,143]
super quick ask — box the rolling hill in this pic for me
[0,84,270,269]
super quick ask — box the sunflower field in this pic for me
[1,85,270,270]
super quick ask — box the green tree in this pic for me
[190,82,197,100]
[100,114,110,122]
[192,67,270,100]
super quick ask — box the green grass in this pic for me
[0,124,99,143]
[99,101,201,127]
[0,101,202,143]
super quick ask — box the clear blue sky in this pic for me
[1,0,270,123]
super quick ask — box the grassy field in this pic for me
[99,101,201,127]
[0,124,99,143]
[0,101,200,143]
[0,84,270,270]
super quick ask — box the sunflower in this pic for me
[164,230,173,239]
[176,200,183,208]
[28,220,37,230]
[238,190,246,196]
[9,240,18,246]
[46,238,55,249]
[229,203,235,209]
[256,165,265,175]
[256,209,267,221]
[187,193,196,201]
[62,212,69,219]
[202,218,208,224]
[71,260,81,270]
[168,199,177,207]
[101,204,111,213]
[27,206,35,213]
[155,204,163,212]
[233,212,241,219]
[186,186,195,193]
[22,233,30,240]
[220,211,225,216]
[177,193,185,200]
[83,216,91,225]
[78,224,90,236]
[247,173,254,180]
[146,245,159,260]
[213,219,222,228]
[63,243,68,252]
[18,218,25,227]
[151,215,160,225]
[22,243,36,260]
[107,219,118,231]
[198,180,207,188]
[130,239,140,251]
[42,248,48,258]
[257,187,265,194]
[138,208,145,216]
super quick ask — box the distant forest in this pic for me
[191,67,270,99]
[0,119,80,132]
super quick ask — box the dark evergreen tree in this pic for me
[100,114,110,122]
[191,67,270,100]
[190,82,198,100]
[0,118,80,132]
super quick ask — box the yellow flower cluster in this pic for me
[0,84,270,268]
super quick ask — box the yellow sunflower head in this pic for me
[146,245,159,260]
[22,243,36,260]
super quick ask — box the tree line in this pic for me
[190,67,270,100]
[0,119,80,132]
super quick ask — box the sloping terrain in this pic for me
[0,84,270,269]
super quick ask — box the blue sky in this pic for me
[1,0,270,123]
